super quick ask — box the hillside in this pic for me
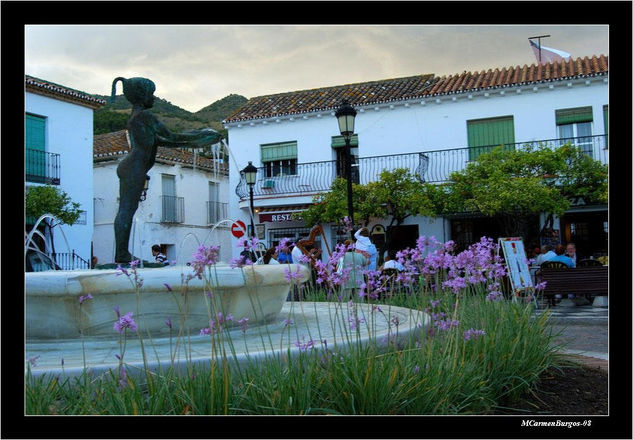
[92,93,248,142]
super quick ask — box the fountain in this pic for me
[25,76,428,381]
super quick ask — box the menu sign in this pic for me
[498,237,533,297]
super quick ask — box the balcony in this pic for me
[161,195,185,223]
[235,135,608,200]
[207,201,228,225]
[25,148,61,185]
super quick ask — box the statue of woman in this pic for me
[111,77,223,263]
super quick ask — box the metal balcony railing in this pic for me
[51,251,90,270]
[25,148,61,185]
[236,152,429,199]
[207,201,228,224]
[235,135,608,199]
[161,195,185,223]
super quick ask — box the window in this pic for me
[466,116,515,161]
[25,113,47,181]
[555,106,593,155]
[261,141,297,178]
[207,181,225,224]
[603,105,608,149]
[332,135,359,183]
[161,174,182,223]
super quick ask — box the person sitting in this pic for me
[239,241,256,264]
[151,244,169,265]
[565,242,581,266]
[256,247,280,265]
[354,227,372,259]
[549,244,576,268]
[380,249,405,272]
[277,247,293,264]
[534,245,556,266]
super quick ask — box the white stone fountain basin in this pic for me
[25,264,310,340]
[26,302,429,380]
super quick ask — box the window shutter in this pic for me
[602,105,608,136]
[261,141,297,161]
[466,116,515,160]
[25,114,46,151]
[555,106,593,125]
[331,134,359,148]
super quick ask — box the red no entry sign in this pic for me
[231,220,247,238]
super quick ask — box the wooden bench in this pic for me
[535,266,608,303]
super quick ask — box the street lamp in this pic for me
[139,175,150,202]
[335,99,357,232]
[242,161,258,238]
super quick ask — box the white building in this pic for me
[25,75,106,268]
[224,55,608,261]
[93,130,232,265]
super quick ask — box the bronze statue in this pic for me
[111,77,223,263]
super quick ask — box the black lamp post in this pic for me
[335,99,357,233]
[242,161,258,239]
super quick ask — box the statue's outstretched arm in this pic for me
[155,119,223,147]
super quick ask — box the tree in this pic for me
[301,169,439,256]
[441,143,608,242]
[25,185,81,254]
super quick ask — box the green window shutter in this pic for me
[331,134,359,148]
[25,113,46,181]
[555,106,593,125]
[466,116,515,160]
[603,105,608,150]
[26,114,46,151]
[261,141,297,162]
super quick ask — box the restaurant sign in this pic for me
[259,212,299,223]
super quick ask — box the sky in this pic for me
[25,25,609,113]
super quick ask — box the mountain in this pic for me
[92,93,248,142]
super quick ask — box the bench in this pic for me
[535,266,608,303]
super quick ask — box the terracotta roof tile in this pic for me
[26,75,106,109]
[93,130,228,175]
[224,54,607,124]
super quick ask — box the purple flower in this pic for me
[115,264,128,276]
[435,318,460,331]
[430,299,441,309]
[281,318,294,327]
[114,305,121,319]
[237,317,250,333]
[113,312,138,333]
[463,328,486,341]
[275,237,293,255]
[28,355,40,366]
[535,281,547,291]
[294,337,315,351]
[284,266,303,283]
[165,316,172,329]
[413,365,420,374]
[191,245,220,276]
[164,283,172,292]
[78,293,93,305]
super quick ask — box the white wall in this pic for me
[93,160,232,265]
[26,92,95,264]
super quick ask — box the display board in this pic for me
[498,237,534,298]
